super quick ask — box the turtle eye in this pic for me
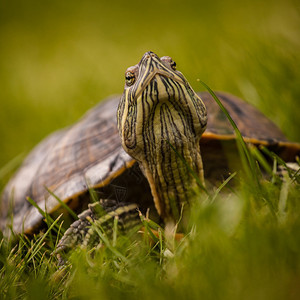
[170,60,176,70]
[161,56,177,71]
[125,71,135,86]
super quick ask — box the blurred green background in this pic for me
[0,0,299,182]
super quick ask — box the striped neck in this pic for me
[117,52,207,223]
[139,100,205,221]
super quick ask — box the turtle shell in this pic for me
[1,92,299,234]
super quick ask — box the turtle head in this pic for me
[117,51,207,223]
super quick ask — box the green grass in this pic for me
[1,0,300,299]
[1,168,299,299]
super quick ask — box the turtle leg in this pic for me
[54,199,140,255]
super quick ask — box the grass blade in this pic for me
[210,172,237,203]
[87,219,129,264]
[26,197,65,235]
[44,186,78,220]
[200,81,261,188]
[27,214,63,262]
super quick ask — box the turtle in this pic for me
[1,51,299,252]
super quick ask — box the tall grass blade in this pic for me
[200,81,261,188]
[210,172,237,203]
[88,219,129,263]
[44,186,78,220]
[26,197,65,234]
[249,145,273,175]
[259,146,296,179]
[27,214,63,262]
